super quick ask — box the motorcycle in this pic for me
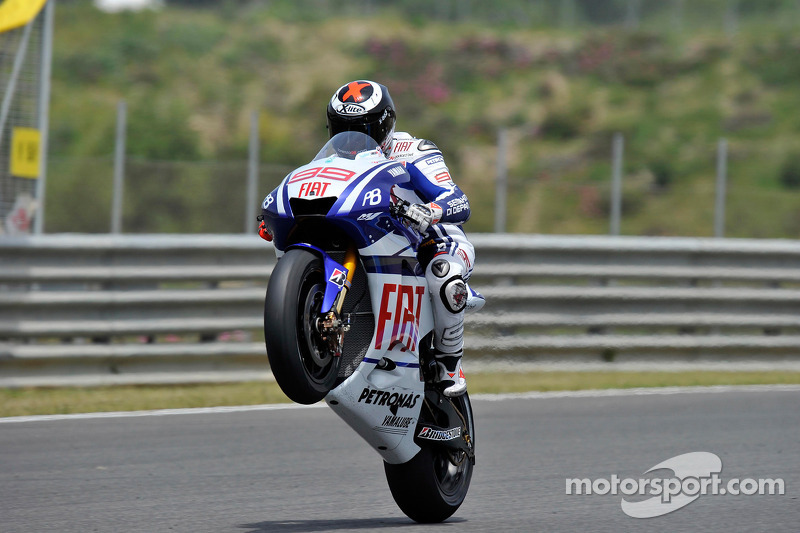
[259,131,475,523]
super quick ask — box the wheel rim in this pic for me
[296,274,337,385]
[301,282,330,368]
[432,450,470,500]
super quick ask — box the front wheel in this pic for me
[264,249,340,404]
[383,393,475,523]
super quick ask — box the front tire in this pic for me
[264,249,340,404]
[383,393,475,523]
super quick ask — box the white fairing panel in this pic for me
[326,234,434,464]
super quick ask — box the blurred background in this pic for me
[4,0,800,237]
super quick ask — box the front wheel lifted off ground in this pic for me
[264,249,340,404]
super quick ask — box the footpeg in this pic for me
[376,357,397,371]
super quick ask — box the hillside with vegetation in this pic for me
[46,1,800,237]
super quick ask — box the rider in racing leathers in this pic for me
[326,80,484,397]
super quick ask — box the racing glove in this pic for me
[404,202,442,233]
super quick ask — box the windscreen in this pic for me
[313,131,382,161]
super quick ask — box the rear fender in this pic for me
[285,243,349,314]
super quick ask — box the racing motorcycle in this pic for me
[259,131,475,523]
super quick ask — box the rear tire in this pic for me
[383,393,475,523]
[264,249,340,404]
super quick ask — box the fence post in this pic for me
[715,138,728,238]
[34,0,54,234]
[111,100,126,234]
[610,133,624,236]
[494,128,508,234]
[0,20,33,155]
[245,110,259,234]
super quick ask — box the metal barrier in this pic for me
[2,233,800,386]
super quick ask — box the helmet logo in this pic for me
[336,104,366,115]
[339,81,373,103]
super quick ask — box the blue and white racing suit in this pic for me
[386,132,485,357]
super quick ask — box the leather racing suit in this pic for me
[386,131,485,396]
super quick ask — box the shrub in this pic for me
[650,158,675,190]
[540,110,582,140]
[57,50,119,83]
[779,153,800,189]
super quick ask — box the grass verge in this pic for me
[2,371,799,418]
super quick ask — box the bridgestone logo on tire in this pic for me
[417,426,461,441]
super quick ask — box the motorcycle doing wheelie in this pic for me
[259,131,475,523]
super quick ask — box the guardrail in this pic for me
[2,233,800,386]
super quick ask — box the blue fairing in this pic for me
[286,243,349,313]
[261,132,421,252]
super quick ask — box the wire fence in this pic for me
[0,12,43,232]
[40,133,800,240]
[462,133,800,238]
[463,176,800,238]
[8,0,800,238]
[46,156,292,234]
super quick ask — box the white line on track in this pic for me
[469,383,800,401]
[2,384,799,424]
[0,402,325,424]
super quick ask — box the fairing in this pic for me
[262,132,439,463]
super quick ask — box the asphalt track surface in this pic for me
[1,386,798,532]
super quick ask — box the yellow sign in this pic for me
[0,0,48,34]
[10,127,40,178]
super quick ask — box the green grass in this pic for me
[2,371,798,418]
[0,382,289,418]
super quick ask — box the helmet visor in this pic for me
[328,119,388,147]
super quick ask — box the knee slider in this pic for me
[441,276,467,313]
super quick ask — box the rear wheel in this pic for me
[383,393,475,523]
[264,249,340,404]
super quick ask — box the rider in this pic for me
[326,80,484,397]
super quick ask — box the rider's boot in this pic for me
[434,350,467,397]
[433,285,484,396]
[426,257,469,396]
